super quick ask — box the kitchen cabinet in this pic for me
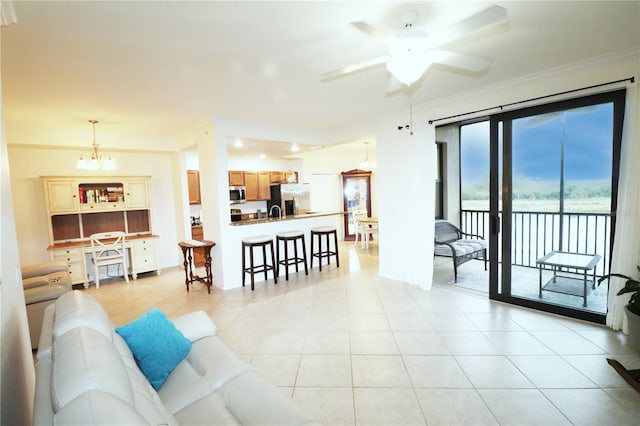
[187,170,201,204]
[270,171,284,183]
[269,170,298,184]
[244,172,271,201]
[191,226,205,266]
[228,170,244,186]
[284,171,298,183]
[244,172,258,201]
[258,172,271,200]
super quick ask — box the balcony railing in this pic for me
[461,209,612,276]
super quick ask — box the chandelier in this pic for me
[77,120,115,170]
[359,141,376,170]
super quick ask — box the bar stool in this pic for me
[276,230,308,281]
[242,235,277,291]
[310,226,339,271]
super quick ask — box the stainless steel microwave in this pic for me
[229,186,246,204]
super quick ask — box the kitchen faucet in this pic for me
[269,204,281,218]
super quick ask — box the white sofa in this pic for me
[33,291,318,425]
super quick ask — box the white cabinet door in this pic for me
[47,181,79,213]
[129,238,158,279]
[125,180,149,209]
[52,247,87,286]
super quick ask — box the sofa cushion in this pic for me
[171,310,217,341]
[53,290,113,340]
[52,327,133,413]
[54,391,150,426]
[434,238,487,257]
[113,333,179,426]
[158,336,253,414]
[173,371,316,426]
[116,307,191,390]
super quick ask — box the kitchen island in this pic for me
[229,211,343,226]
[216,211,345,290]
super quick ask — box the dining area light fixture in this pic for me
[77,120,115,170]
[359,141,376,170]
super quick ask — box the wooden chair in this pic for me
[89,231,129,288]
[353,208,367,248]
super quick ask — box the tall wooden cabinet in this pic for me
[43,176,159,287]
[187,170,201,204]
[341,169,372,240]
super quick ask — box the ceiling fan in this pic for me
[322,5,508,88]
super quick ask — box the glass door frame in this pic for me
[341,169,372,240]
[488,89,626,323]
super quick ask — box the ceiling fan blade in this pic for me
[350,21,388,40]
[427,50,491,72]
[385,75,404,93]
[425,5,508,49]
[321,56,389,80]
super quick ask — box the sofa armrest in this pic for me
[23,276,50,290]
[36,304,56,362]
[171,310,216,342]
[21,260,69,280]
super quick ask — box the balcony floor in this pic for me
[433,257,608,315]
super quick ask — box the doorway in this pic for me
[488,90,626,322]
[341,169,372,240]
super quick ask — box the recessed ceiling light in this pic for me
[233,138,243,148]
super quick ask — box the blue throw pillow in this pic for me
[116,307,191,390]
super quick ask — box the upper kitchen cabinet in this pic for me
[270,170,298,184]
[187,170,201,205]
[258,172,271,200]
[270,171,283,183]
[244,172,258,200]
[284,171,298,183]
[228,170,244,186]
[244,171,271,201]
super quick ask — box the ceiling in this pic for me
[2,1,638,157]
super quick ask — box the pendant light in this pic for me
[359,141,376,170]
[77,120,115,170]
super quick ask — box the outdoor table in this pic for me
[536,251,601,307]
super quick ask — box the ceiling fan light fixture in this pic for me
[386,53,430,86]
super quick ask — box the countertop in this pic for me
[229,211,345,226]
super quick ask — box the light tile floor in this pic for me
[83,241,640,425]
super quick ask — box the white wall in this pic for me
[8,146,182,271]
[1,30,35,424]
[436,124,461,224]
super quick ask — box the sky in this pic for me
[460,103,614,187]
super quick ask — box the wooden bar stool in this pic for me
[310,226,339,271]
[276,230,308,281]
[242,235,277,291]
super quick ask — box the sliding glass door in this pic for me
[489,90,626,322]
